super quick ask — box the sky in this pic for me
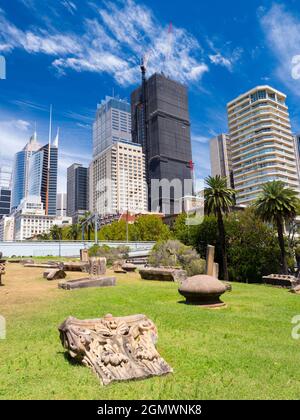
[1,0,300,193]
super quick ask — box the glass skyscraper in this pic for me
[11,133,41,211]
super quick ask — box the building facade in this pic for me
[209,134,234,188]
[56,193,67,217]
[11,132,41,211]
[28,143,58,216]
[13,196,55,240]
[0,216,14,241]
[67,164,89,222]
[93,96,132,158]
[131,73,193,213]
[90,141,147,215]
[227,86,300,206]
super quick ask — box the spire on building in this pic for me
[53,128,59,148]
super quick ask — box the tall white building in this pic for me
[227,86,300,206]
[91,141,147,215]
[209,134,233,187]
[90,97,147,215]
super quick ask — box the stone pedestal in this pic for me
[178,275,227,307]
[59,313,173,385]
[206,245,215,276]
[0,258,6,286]
[80,249,89,262]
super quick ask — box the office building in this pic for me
[90,96,147,216]
[209,134,234,188]
[131,72,193,213]
[93,96,132,157]
[14,196,55,240]
[227,86,300,206]
[90,141,147,215]
[11,132,41,210]
[0,216,14,241]
[67,163,89,222]
[56,193,67,217]
[0,165,12,219]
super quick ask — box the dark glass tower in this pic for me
[67,163,89,221]
[131,73,193,214]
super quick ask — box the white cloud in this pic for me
[260,4,300,92]
[1,0,209,86]
[0,119,32,163]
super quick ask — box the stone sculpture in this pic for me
[59,313,173,385]
[59,257,116,290]
[43,269,66,281]
[122,263,137,273]
[80,249,89,262]
[178,275,227,307]
[139,267,187,282]
[113,260,126,273]
[263,274,300,289]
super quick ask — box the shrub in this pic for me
[88,245,129,266]
[149,240,205,275]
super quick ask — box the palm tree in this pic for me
[204,175,235,281]
[66,224,81,241]
[254,181,299,274]
[50,224,63,241]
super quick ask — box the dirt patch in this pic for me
[0,263,88,316]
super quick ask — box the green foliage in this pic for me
[66,224,81,240]
[149,240,205,275]
[50,224,63,240]
[188,208,285,283]
[225,208,281,282]
[172,212,197,245]
[254,181,299,223]
[98,215,171,242]
[204,175,235,215]
[88,244,129,266]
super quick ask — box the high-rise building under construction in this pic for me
[131,72,193,214]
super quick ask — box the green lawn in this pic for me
[0,265,300,400]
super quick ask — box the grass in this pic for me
[0,263,300,400]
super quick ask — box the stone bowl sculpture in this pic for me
[178,275,227,308]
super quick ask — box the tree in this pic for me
[254,181,299,274]
[50,224,63,240]
[204,175,235,281]
[79,211,92,240]
[132,215,171,241]
[225,208,281,282]
[172,213,197,245]
[66,224,81,241]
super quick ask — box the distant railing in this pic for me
[0,241,155,258]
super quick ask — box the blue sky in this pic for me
[1,0,300,192]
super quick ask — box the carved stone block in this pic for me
[113,260,126,273]
[58,276,116,290]
[89,257,106,276]
[139,267,187,282]
[59,313,173,385]
[80,249,89,262]
[43,269,66,281]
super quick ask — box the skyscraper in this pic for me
[209,134,234,188]
[28,140,58,216]
[93,96,132,157]
[56,193,67,217]
[90,96,147,216]
[91,141,147,215]
[131,73,193,213]
[0,165,12,219]
[67,163,89,222]
[227,86,300,206]
[11,132,41,211]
